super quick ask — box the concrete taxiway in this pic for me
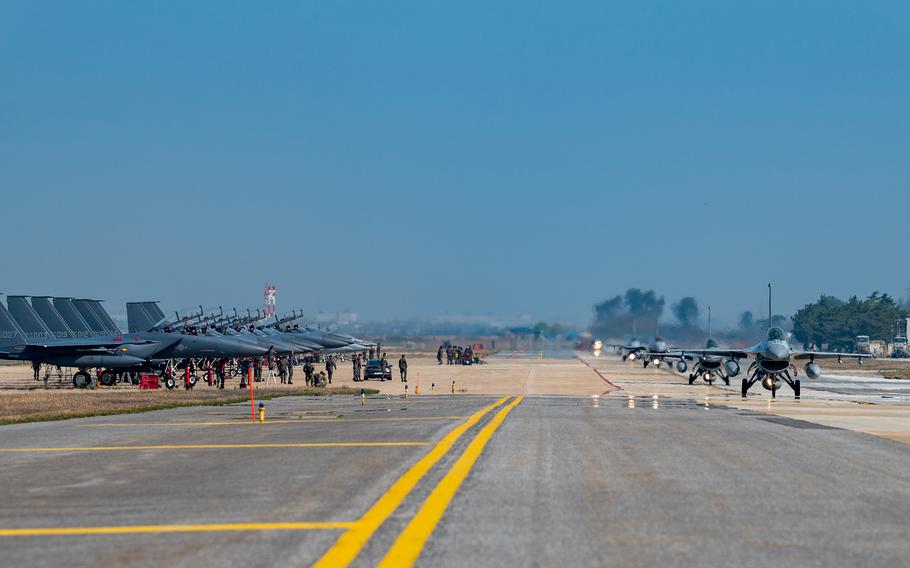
[2,355,910,566]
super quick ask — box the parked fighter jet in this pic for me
[669,285,872,398]
[0,299,157,386]
[13,298,269,388]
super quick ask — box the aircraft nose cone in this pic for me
[655,341,667,352]
[767,343,789,360]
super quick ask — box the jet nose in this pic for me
[766,343,790,360]
[655,341,667,352]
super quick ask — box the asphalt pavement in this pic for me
[2,358,910,567]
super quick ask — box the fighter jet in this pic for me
[606,336,671,367]
[0,298,159,386]
[605,338,646,362]
[653,307,738,385]
[268,311,373,352]
[669,285,872,398]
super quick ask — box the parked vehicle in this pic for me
[364,359,392,381]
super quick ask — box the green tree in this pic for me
[672,297,699,327]
[792,293,906,350]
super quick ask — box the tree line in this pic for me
[592,288,908,349]
[791,292,906,350]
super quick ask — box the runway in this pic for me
[2,356,910,566]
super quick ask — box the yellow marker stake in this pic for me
[258,404,265,423]
[451,381,455,395]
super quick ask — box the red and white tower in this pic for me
[264,284,277,318]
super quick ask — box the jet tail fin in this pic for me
[0,301,27,350]
[127,302,158,333]
[142,301,166,322]
[6,296,54,340]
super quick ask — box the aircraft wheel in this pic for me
[188,374,198,388]
[99,370,116,387]
[73,371,91,389]
[741,378,749,398]
[793,379,801,399]
[164,376,177,390]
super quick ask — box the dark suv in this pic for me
[364,359,393,381]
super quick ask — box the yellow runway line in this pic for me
[75,416,471,427]
[0,442,429,453]
[0,521,354,537]
[378,397,523,567]
[312,396,511,568]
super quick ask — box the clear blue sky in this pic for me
[1,1,907,327]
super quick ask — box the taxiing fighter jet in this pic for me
[667,285,872,398]
[652,307,739,385]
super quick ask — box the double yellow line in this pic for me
[0,395,523,565]
[314,395,523,568]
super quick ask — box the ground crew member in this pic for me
[287,355,295,385]
[369,346,375,359]
[255,357,263,382]
[437,346,443,365]
[325,356,336,384]
[240,359,250,389]
[375,342,382,360]
[304,357,315,386]
[217,359,227,389]
[353,354,362,382]
[32,361,41,381]
[278,357,288,384]
[399,354,408,382]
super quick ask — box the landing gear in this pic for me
[741,377,751,398]
[73,370,91,389]
[688,374,696,385]
[723,376,730,386]
[793,379,801,399]
[99,370,116,387]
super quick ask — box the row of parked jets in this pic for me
[604,285,872,399]
[0,295,373,389]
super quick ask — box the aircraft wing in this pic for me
[674,348,754,359]
[791,350,874,360]
[648,352,696,361]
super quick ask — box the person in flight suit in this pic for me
[325,356,336,384]
[399,354,408,382]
